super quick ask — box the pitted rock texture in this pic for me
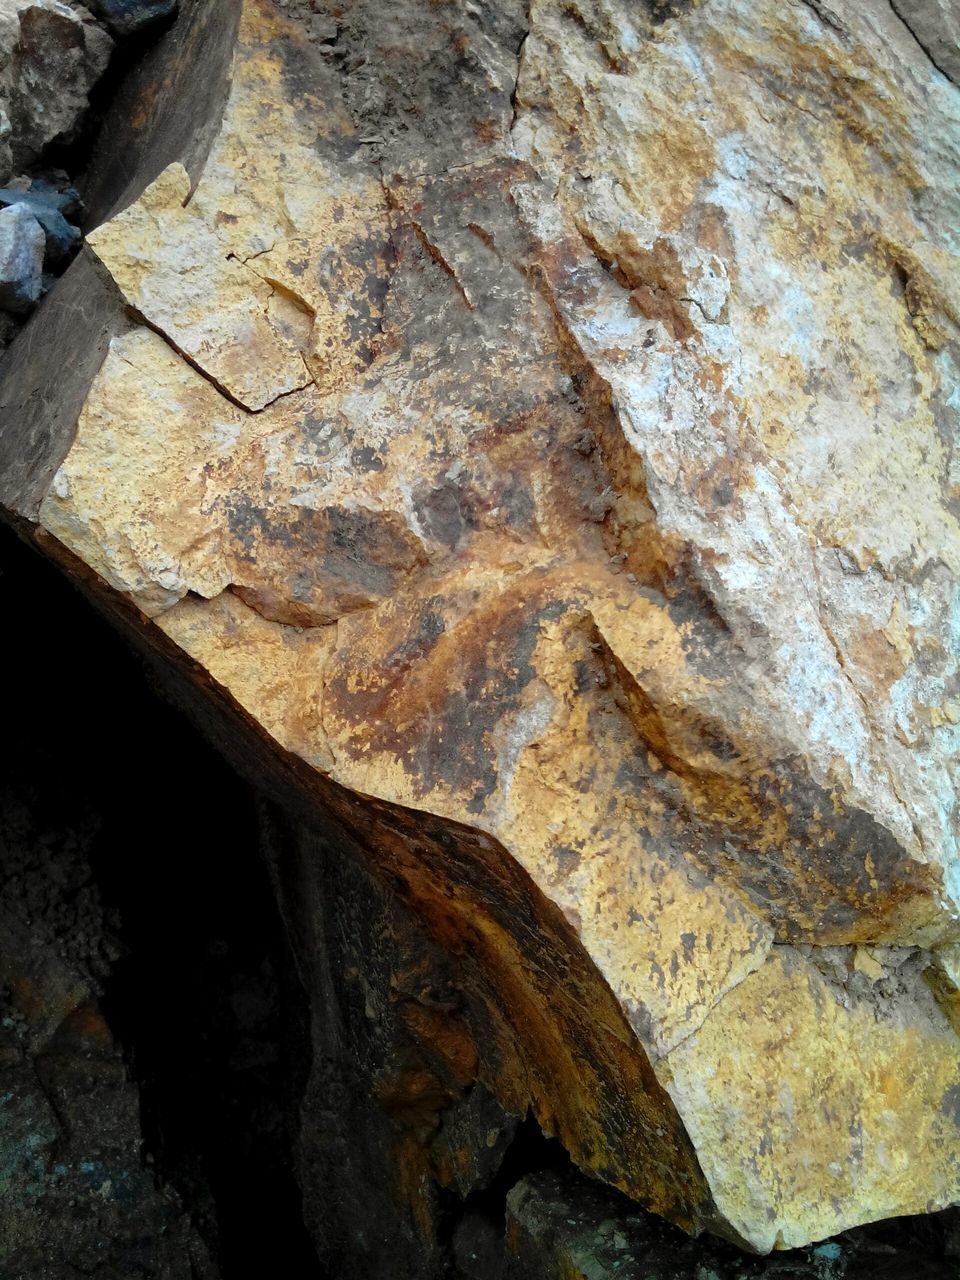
[0,740,215,1280]
[9,0,960,1255]
[0,199,43,310]
[0,0,112,182]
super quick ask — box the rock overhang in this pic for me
[1,0,958,1255]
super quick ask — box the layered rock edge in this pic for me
[1,0,958,1253]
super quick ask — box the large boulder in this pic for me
[0,0,112,183]
[1,0,958,1260]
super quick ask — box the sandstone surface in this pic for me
[2,0,959,1257]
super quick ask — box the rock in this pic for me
[0,107,9,180]
[86,0,176,37]
[0,182,81,263]
[25,174,81,217]
[890,0,960,85]
[1,0,959,1263]
[0,200,43,312]
[0,0,113,181]
[504,1169,958,1280]
[504,1170,764,1280]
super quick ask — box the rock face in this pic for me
[890,0,960,86]
[0,0,112,181]
[0,1,112,336]
[1,0,959,1261]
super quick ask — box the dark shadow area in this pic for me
[443,1110,573,1279]
[0,519,322,1278]
[36,12,179,198]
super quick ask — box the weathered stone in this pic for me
[2,0,959,1261]
[0,200,43,312]
[504,1169,958,1280]
[0,0,113,180]
[0,721,217,1279]
[0,110,9,183]
[0,182,81,263]
[86,0,176,37]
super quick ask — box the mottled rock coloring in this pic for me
[2,0,959,1258]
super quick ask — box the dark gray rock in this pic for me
[504,1169,960,1280]
[0,183,81,264]
[85,0,177,37]
[7,1,113,172]
[17,176,81,218]
[0,201,44,313]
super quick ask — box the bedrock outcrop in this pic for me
[1,0,958,1257]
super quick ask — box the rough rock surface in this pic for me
[87,0,176,36]
[0,0,112,182]
[0,199,43,310]
[0,0,112,336]
[0,179,82,264]
[890,0,960,86]
[4,515,955,1280]
[0,722,215,1279]
[2,0,959,1260]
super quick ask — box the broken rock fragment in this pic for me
[0,179,81,263]
[0,199,43,311]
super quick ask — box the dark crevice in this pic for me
[794,0,847,38]
[93,744,320,1278]
[439,1109,572,1278]
[887,0,959,86]
[508,27,529,132]
[0,519,322,1279]
[123,304,260,413]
